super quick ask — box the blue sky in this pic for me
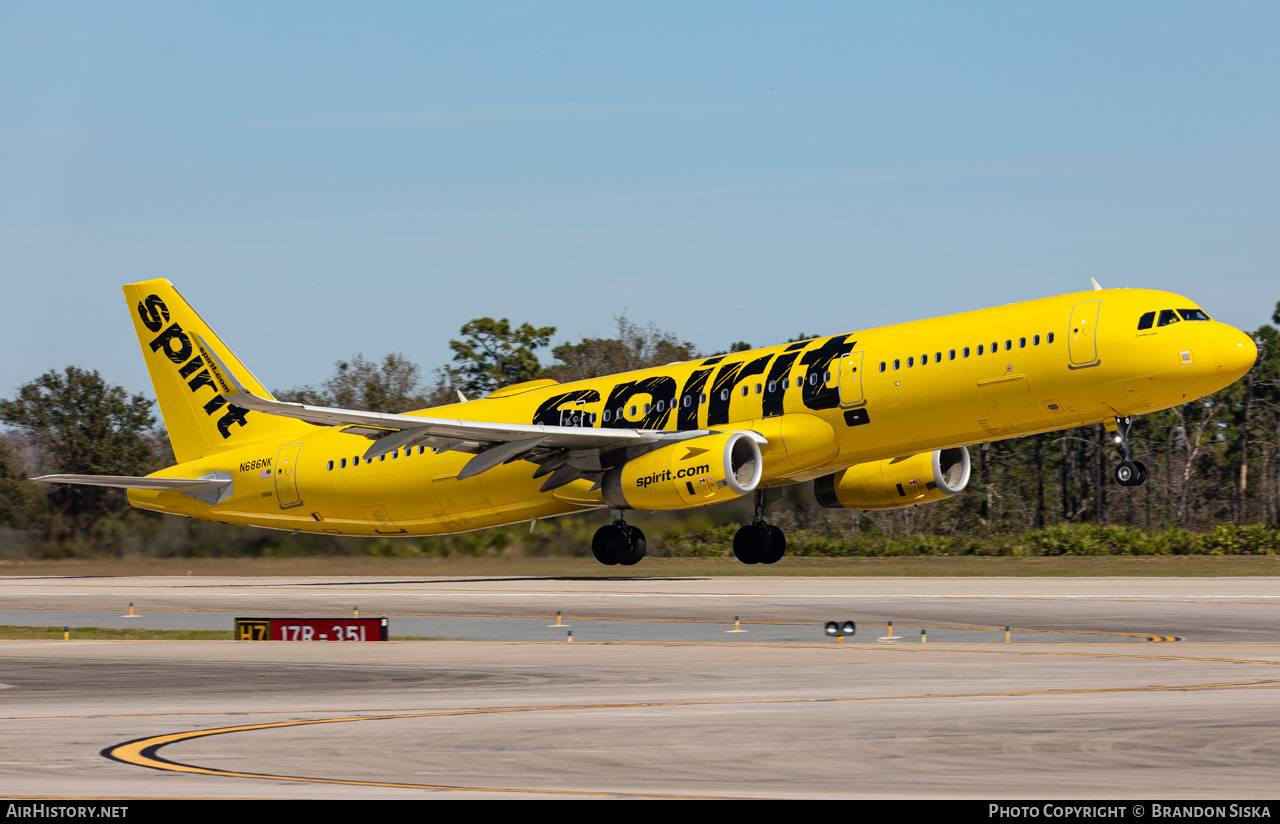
[2,2,1278,401]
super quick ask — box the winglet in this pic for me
[1091,277,1103,291]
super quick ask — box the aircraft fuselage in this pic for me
[126,287,1257,537]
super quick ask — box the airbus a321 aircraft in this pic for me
[37,279,1257,566]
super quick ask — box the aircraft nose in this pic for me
[1213,326,1258,381]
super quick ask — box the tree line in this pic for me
[1,306,1277,559]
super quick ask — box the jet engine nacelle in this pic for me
[814,446,971,511]
[602,431,763,511]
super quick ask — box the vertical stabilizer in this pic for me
[122,279,310,463]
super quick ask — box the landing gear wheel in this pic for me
[733,524,772,565]
[1111,417,1150,487]
[761,525,786,565]
[591,523,631,565]
[619,525,647,566]
[1115,460,1139,486]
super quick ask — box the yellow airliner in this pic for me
[38,279,1257,565]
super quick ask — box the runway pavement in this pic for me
[1,575,1278,798]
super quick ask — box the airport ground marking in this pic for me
[103,672,1280,797]
[102,712,741,799]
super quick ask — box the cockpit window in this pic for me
[1177,308,1210,321]
[1137,312,1155,330]
[1157,309,1180,327]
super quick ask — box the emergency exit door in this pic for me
[838,352,866,408]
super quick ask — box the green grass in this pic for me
[0,625,235,641]
[1,554,1279,577]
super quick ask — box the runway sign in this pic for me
[235,617,388,641]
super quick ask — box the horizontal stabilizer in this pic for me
[34,472,233,505]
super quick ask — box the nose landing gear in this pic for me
[591,512,647,566]
[1110,416,1148,487]
[733,489,787,565]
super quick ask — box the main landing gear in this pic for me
[591,513,646,566]
[1111,416,1148,487]
[732,489,787,565]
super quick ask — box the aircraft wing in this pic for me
[228,390,684,452]
[197,335,752,489]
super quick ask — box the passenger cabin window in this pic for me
[949,349,956,360]
[1034,335,1040,345]
[1178,308,1210,321]
[935,351,942,362]
[977,345,984,355]
[340,458,347,468]
[893,359,900,370]
[880,362,886,372]
[1047,333,1055,343]
[1019,337,1026,348]
[907,357,914,368]
[1137,312,1155,330]
[1157,309,1180,327]
[327,460,333,471]
[963,347,970,357]
[1005,340,1012,351]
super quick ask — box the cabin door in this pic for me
[274,442,304,509]
[1068,300,1101,368]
